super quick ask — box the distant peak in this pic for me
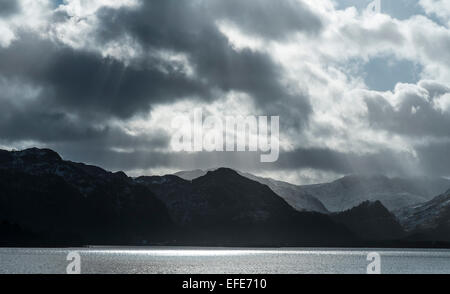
[348,200,390,214]
[207,168,239,176]
[360,200,384,208]
[174,169,208,181]
[14,148,62,161]
[136,174,188,185]
[193,168,242,183]
[114,171,128,179]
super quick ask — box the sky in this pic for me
[0,0,450,184]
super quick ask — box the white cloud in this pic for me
[0,0,141,60]
[0,0,52,47]
[434,93,450,113]
[420,0,450,26]
[0,21,16,47]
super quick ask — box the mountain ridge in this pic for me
[332,201,405,241]
[137,167,357,246]
[1,148,450,248]
[174,169,450,212]
[175,169,328,213]
[301,174,450,212]
[0,148,174,246]
[395,190,450,240]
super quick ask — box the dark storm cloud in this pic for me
[0,0,318,178]
[3,0,443,180]
[0,0,20,18]
[0,94,171,153]
[0,104,170,149]
[0,106,106,143]
[0,72,170,150]
[0,0,317,149]
[95,0,312,125]
[0,34,211,120]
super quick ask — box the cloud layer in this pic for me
[0,0,450,184]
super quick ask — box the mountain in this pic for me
[1,148,449,247]
[174,171,450,213]
[139,168,304,226]
[395,190,450,242]
[174,169,328,213]
[238,172,329,213]
[0,148,174,246]
[0,148,355,247]
[174,169,207,181]
[332,201,405,241]
[297,175,450,212]
[0,220,38,246]
[137,168,356,246]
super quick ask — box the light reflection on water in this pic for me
[1,247,450,274]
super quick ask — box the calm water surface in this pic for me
[1,247,449,274]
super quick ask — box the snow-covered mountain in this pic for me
[297,175,450,212]
[140,168,326,226]
[395,190,450,233]
[238,172,328,213]
[174,170,450,213]
[137,168,356,246]
[174,169,328,213]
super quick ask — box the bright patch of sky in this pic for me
[336,0,424,20]
[335,0,439,92]
[363,57,423,91]
[53,0,64,8]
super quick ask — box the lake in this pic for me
[1,247,450,274]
